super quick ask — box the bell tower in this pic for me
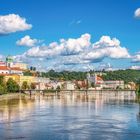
[6,55,13,68]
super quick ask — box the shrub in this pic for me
[6,78,20,93]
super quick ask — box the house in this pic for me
[87,73,124,89]
[64,81,75,90]
[75,80,88,89]
[0,66,23,75]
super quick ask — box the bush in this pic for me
[0,85,7,94]
[0,76,7,94]
[21,81,29,90]
[30,83,36,89]
[6,78,20,93]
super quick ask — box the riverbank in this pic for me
[0,89,137,101]
[0,93,27,101]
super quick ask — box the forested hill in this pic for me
[24,69,140,83]
[102,69,140,83]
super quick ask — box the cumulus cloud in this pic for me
[25,34,130,61]
[134,8,140,18]
[14,33,131,71]
[0,14,32,34]
[16,35,39,47]
[93,36,120,49]
[26,33,91,57]
[84,36,130,62]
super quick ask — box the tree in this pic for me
[30,83,36,89]
[136,78,140,98]
[56,85,61,92]
[6,78,20,93]
[0,76,7,94]
[91,82,95,88]
[21,81,29,90]
[0,85,7,94]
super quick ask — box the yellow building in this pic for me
[4,75,50,90]
[19,76,35,86]
[4,75,20,84]
[4,75,35,86]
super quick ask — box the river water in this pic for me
[0,94,140,140]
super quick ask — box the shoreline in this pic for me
[0,92,138,101]
[0,93,27,101]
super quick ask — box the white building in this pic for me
[0,66,23,75]
[64,81,75,90]
[0,56,25,75]
[87,73,124,89]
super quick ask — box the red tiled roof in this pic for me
[0,66,9,70]
[10,67,23,71]
[97,76,103,81]
[0,66,23,71]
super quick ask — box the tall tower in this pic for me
[6,55,13,68]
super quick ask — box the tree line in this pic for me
[24,69,140,83]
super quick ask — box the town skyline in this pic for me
[0,0,140,71]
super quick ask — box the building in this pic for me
[0,61,6,66]
[87,73,124,89]
[75,80,88,89]
[0,56,25,75]
[13,63,27,70]
[64,81,75,90]
[0,66,23,75]
[103,80,124,89]
[4,75,50,90]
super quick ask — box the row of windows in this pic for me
[0,71,9,74]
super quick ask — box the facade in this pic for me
[0,56,25,75]
[103,81,124,89]
[13,63,27,70]
[0,66,23,75]
[0,61,6,66]
[87,73,124,89]
[75,80,88,89]
[64,81,75,90]
[4,75,50,90]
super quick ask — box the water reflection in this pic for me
[0,94,140,140]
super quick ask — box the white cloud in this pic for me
[132,52,140,62]
[26,34,130,61]
[134,8,140,18]
[0,55,5,61]
[0,14,32,34]
[26,33,91,57]
[93,36,120,49]
[69,19,82,26]
[84,36,130,62]
[16,35,39,47]
[13,33,131,71]
[130,65,140,70]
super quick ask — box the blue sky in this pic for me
[0,0,140,71]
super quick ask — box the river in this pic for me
[0,94,140,140]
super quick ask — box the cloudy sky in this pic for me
[0,0,140,71]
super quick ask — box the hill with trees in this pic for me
[24,69,140,83]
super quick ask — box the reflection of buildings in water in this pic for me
[95,99,104,114]
[0,94,132,125]
[0,96,35,124]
